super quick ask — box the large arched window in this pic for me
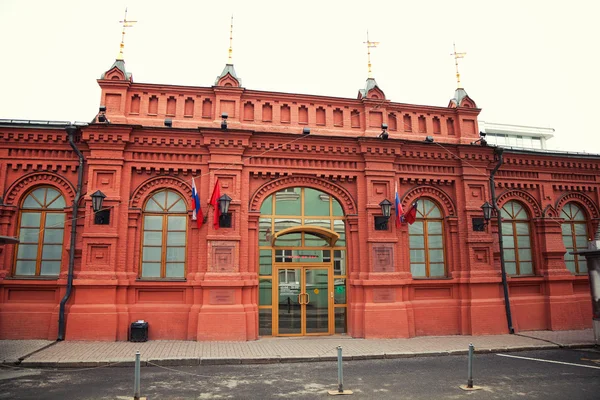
[14,186,66,276]
[561,203,588,274]
[501,200,533,275]
[141,190,187,278]
[409,198,445,278]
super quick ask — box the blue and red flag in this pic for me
[191,177,203,228]
[394,182,403,228]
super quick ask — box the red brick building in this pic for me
[0,56,598,341]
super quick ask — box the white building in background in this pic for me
[479,121,554,150]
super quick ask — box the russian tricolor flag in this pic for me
[394,182,403,228]
[191,177,203,228]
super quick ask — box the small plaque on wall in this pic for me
[209,289,235,305]
[373,288,395,303]
[211,242,236,272]
[372,244,394,272]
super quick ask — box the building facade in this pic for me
[0,59,598,341]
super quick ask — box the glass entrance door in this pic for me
[275,265,331,336]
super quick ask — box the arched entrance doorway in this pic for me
[258,187,347,336]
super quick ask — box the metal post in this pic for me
[134,350,141,400]
[337,346,344,393]
[467,344,474,389]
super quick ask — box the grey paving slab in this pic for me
[6,329,597,368]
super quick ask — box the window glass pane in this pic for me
[167,231,185,246]
[274,218,301,232]
[44,228,64,244]
[143,231,162,246]
[332,199,344,216]
[335,307,347,334]
[574,224,587,235]
[410,249,425,263]
[274,233,301,247]
[411,263,426,277]
[429,263,445,277]
[259,279,272,305]
[428,221,442,234]
[576,235,588,248]
[259,309,272,336]
[515,223,529,235]
[501,223,513,235]
[409,221,423,235]
[165,263,184,278]
[45,213,65,228]
[23,193,42,208]
[504,249,515,262]
[259,250,272,275]
[427,201,441,218]
[304,233,328,247]
[505,262,517,275]
[304,188,330,216]
[409,235,424,248]
[46,190,65,209]
[142,262,161,277]
[334,278,346,304]
[305,219,331,229]
[428,234,443,248]
[503,236,515,248]
[501,208,511,220]
[565,260,576,273]
[16,260,36,275]
[42,245,62,260]
[144,198,162,212]
[144,216,163,230]
[168,216,186,230]
[260,195,273,215]
[17,244,38,259]
[166,247,185,262]
[579,259,588,273]
[21,212,41,227]
[334,250,346,275]
[518,249,532,262]
[275,188,301,215]
[517,235,531,248]
[429,249,444,263]
[151,191,166,209]
[259,218,272,246]
[167,191,185,212]
[561,224,571,235]
[333,220,345,245]
[40,261,60,275]
[19,228,39,243]
[142,247,162,262]
[519,262,533,275]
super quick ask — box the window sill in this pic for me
[412,277,452,280]
[136,278,186,282]
[6,276,58,280]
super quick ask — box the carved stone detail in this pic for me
[555,192,600,219]
[130,175,192,208]
[4,171,75,206]
[496,189,541,218]
[401,185,456,216]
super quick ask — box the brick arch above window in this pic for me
[400,185,456,217]
[555,192,599,220]
[4,172,75,207]
[496,189,541,218]
[250,175,356,215]
[130,175,192,209]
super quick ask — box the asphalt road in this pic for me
[1,348,599,399]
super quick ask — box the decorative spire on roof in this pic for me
[117,8,137,61]
[363,31,379,79]
[215,15,241,87]
[451,42,466,89]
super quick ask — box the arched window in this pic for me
[14,186,66,276]
[561,203,588,274]
[409,198,445,278]
[501,200,533,275]
[141,190,188,278]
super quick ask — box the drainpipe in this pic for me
[489,147,515,334]
[58,125,84,341]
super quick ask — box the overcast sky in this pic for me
[1,0,598,153]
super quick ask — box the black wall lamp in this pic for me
[424,136,434,143]
[378,123,388,139]
[97,106,109,124]
[473,201,493,232]
[218,194,232,228]
[221,113,228,130]
[164,118,173,128]
[302,127,311,135]
[375,198,392,230]
[91,190,110,225]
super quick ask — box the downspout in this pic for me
[58,125,84,341]
[489,147,515,334]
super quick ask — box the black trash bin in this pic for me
[130,321,148,342]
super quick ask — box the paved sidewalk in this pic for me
[0,329,596,368]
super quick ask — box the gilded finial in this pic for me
[117,8,137,61]
[451,42,466,88]
[363,31,379,79]
[228,15,234,64]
